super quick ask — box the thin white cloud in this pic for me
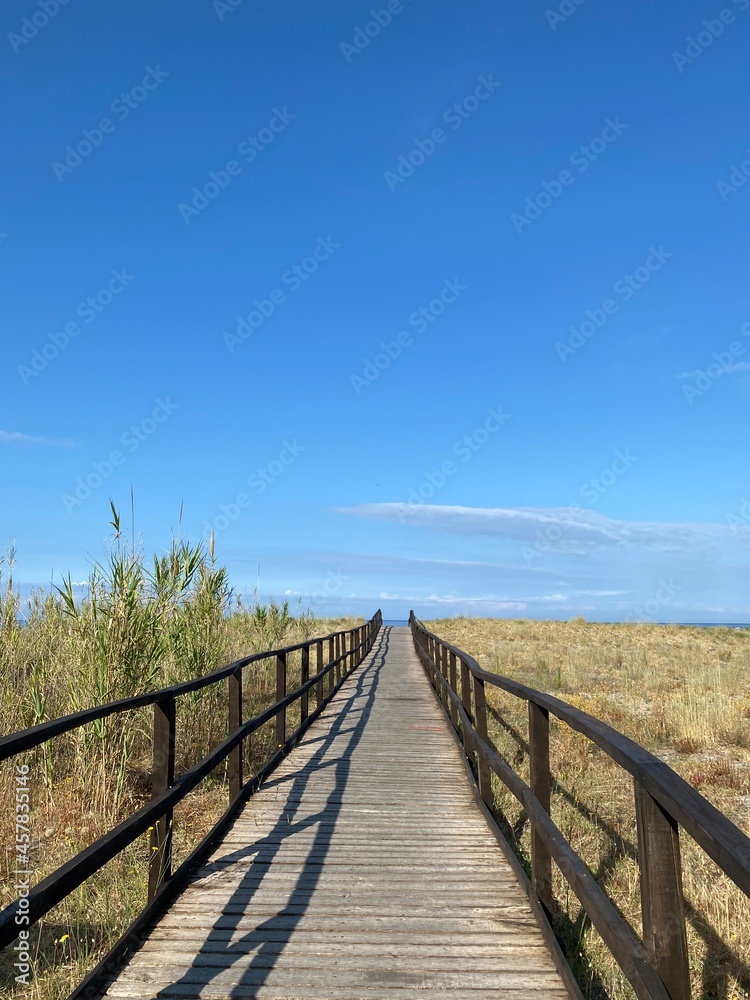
[675,362,750,378]
[575,589,628,597]
[338,503,750,554]
[377,590,529,611]
[228,545,570,579]
[0,430,73,447]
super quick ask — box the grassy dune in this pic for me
[0,516,360,1000]
[3,528,748,1000]
[426,616,750,1000]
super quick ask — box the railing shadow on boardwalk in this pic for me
[486,703,750,1000]
[152,626,391,998]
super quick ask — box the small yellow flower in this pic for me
[56,934,70,944]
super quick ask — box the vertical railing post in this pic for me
[448,650,458,730]
[316,640,324,707]
[528,702,553,916]
[228,668,243,803]
[276,652,287,748]
[472,675,493,809]
[439,644,448,710]
[149,696,175,900]
[300,645,310,724]
[635,782,691,1000]
[328,637,335,694]
[460,658,473,759]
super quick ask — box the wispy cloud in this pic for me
[378,590,529,611]
[675,362,750,378]
[338,503,750,555]
[0,430,73,447]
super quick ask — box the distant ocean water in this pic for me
[381,618,750,628]
[681,623,750,629]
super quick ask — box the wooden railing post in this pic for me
[328,637,335,694]
[460,658,473,759]
[300,646,310,724]
[635,782,691,1000]
[316,640,324,706]
[529,702,553,916]
[149,696,175,900]
[472,675,493,810]
[276,652,287,747]
[448,650,458,729]
[439,644,449,711]
[228,669,243,803]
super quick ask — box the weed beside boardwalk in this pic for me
[0,516,360,1000]
[426,616,750,1000]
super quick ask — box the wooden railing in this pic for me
[0,611,382,959]
[409,612,750,1000]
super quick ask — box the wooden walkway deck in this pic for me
[102,626,571,999]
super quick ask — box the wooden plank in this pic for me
[107,965,567,989]
[144,930,542,950]
[126,950,554,971]
[108,986,570,1000]
[635,781,690,1000]
[148,696,175,899]
[228,669,242,803]
[529,701,553,915]
[275,652,287,747]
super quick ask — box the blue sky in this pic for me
[2,0,749,623]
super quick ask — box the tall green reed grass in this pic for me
[0,506,359,1000]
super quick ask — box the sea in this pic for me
[382,619,750,628]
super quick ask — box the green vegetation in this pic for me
[0,508,359,1000]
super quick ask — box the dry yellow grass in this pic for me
[0,613,361,1000]
[426,616,750,1000]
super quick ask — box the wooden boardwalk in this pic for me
[102,625,571,999]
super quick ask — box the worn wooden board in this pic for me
[102,626,572,999]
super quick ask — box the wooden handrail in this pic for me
[0,610,382,954]
[409,611,750,1000]
[0,620,371,762]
